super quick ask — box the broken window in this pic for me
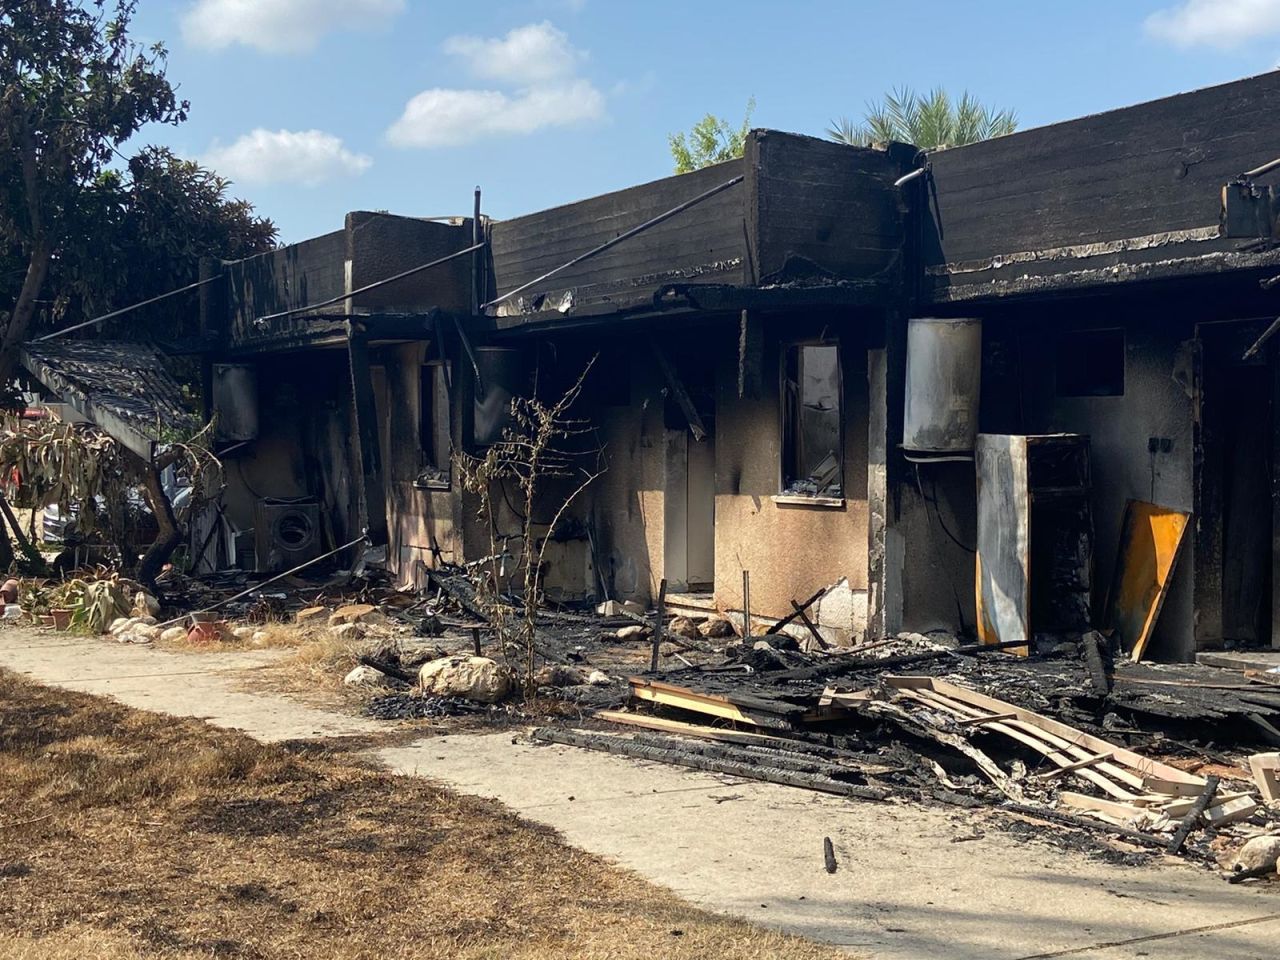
[781,343,842,498]
[416,362,451,489]
[1056,328,1124,397]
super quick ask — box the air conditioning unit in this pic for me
[254,498,321,573]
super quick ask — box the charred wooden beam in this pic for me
[346,323,388,547]
[650,340,706,441]
[531,726,889,801]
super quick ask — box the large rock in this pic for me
[159,625,188,644]
[698,617,735,638]
[418,655,511,703]
[1233,835,1280,873]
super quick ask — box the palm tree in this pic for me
[828,87,1017,150]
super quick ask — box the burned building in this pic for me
[166,70,1280,661]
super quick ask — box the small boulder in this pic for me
[295,606,327,625]
[1233,836,1280,874]
[418,655,511,703]
[329,604,378,626]
[615,624,649,641]
[586,669,612,686]
[108,617,136,635]
[331,622,366,641]
[343,664,387,687]
[232,626,256,641]
[131,623,161,642]
[251,631,270,646]
[534,664,587,688]
[668,616,702,640]
[698,617,734,638]
[658,641,681,658]
[132,590,160,619]
[159,625,188,644]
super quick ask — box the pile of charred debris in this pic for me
[302,564,1280,883]
[31,556,1279,882]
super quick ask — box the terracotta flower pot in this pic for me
[50,609,72,631]
[38,614,55,627]
[186,621,223,644]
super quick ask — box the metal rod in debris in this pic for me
[258,242,486,323]
[481,174,745,312]
[155,534,368,629]
[1242,314,1280,360]
[35,274,223,342]
[649,577,668,672]
[742,570,751,640]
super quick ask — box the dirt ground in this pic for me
[0,669,843,960]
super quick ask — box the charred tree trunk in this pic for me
[0,241,52,383]
[135,463,182,588]
[0,520,14,573]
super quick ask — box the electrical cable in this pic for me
[35,274,222,342]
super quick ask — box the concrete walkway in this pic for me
[1,626,1276,959]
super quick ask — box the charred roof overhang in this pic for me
[920,70,1280,305]
[19,341,198,463]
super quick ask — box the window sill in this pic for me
[771,494,845,509]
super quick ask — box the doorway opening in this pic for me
[1195,320,1275,649]
[663,361,715,593]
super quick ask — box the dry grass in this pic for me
[0,670,843,959]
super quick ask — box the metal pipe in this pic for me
[1242,314,1280,361]
[35,274,223,341]
[257,242,485,324]
[894,166,928,187]
[1242,156,1280,180]
[471,186,482,316]
[154,534,368,629]
[482,174,745,312]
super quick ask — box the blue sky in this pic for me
[128,0,1280,243]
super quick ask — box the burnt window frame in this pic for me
[779,339,844,500]
[1055,327,1125,398]
[416,359,452,490]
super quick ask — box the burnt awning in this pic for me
[19,340,198,462]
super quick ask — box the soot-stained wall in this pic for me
[713,313,871,641]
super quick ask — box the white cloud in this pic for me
[386,80,605,147]
[1145,0,1280,49]
[387,22,606,148]
[443,21,583,85]
[181,0,405,54]
[202,129,372,186]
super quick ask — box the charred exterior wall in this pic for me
[889,298,1200,658]
[714,312,871,641]
[219,348,362,562]
[374,342,466,588]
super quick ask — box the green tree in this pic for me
[55,147,276,342]
[0,0,188,380]
[828,87,1017,150]
[668,97,755,174]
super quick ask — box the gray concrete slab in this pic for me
[0,626,379,741]
[379,733,1279,960]
[1197,650,1280,673]
[0,625,1276,958]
